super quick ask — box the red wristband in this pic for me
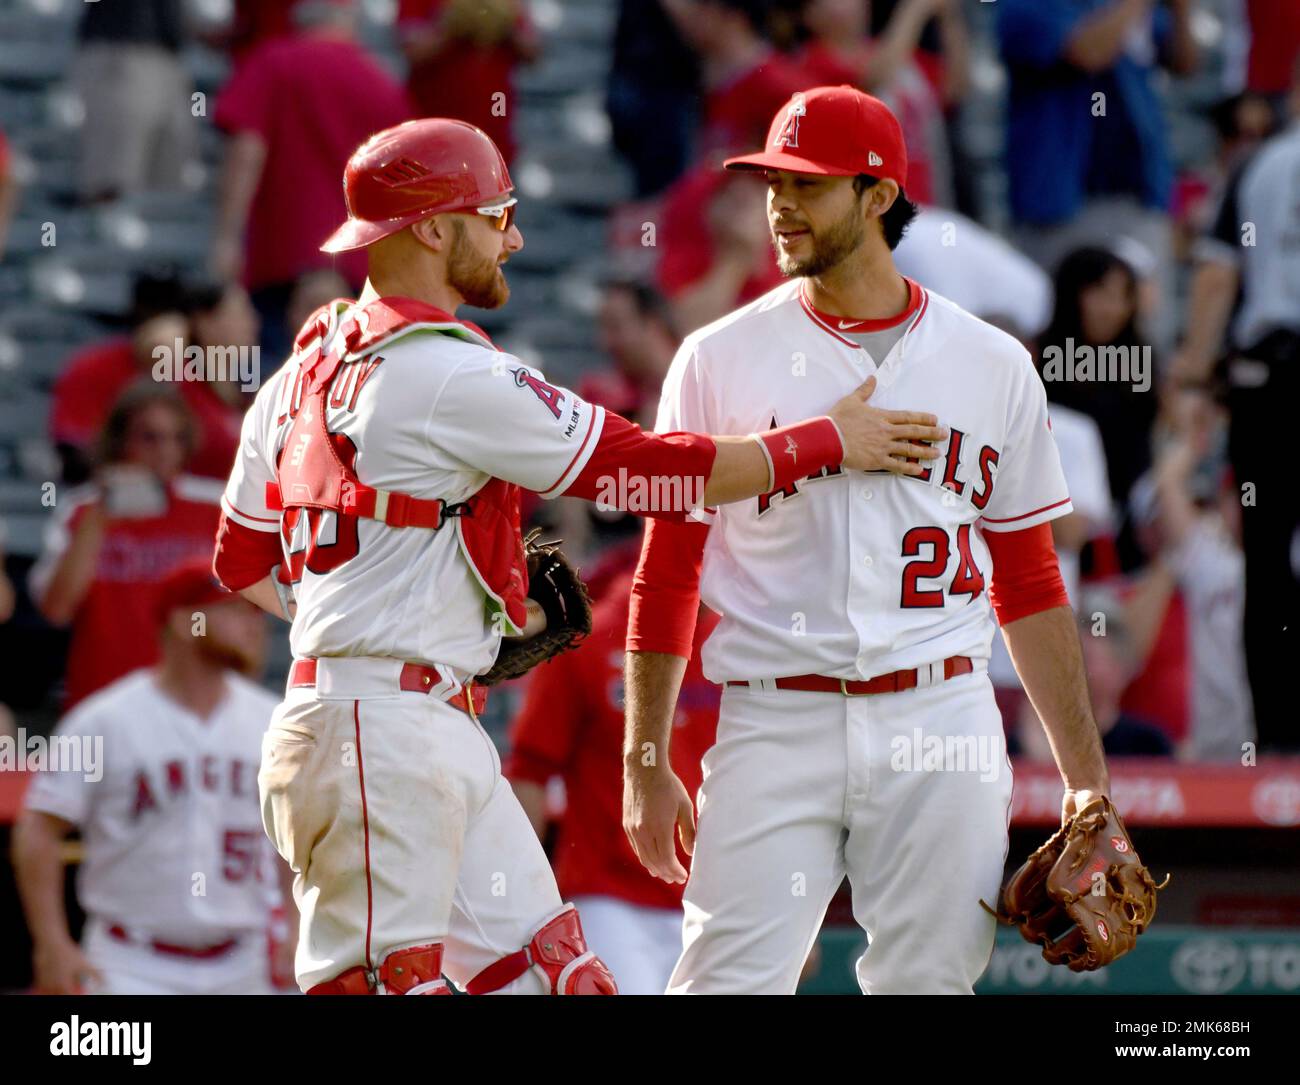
[755,416,844,492]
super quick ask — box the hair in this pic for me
[178,274,230,317]
[129,269,185,328]
[852,175,918,250]
[603,278,678,337]
[1042,246,1141,350]
[95,382,197,468]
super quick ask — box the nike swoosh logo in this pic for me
[837,319,867,330]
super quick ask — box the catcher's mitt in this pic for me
[478,530,592,686]
[986,796,1168,972]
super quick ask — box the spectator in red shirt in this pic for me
[673,0,815,158]
[1246,0,1300,104]
[30,386,224,709]
[397,0,539,166]
[50,273,188,485]
[657,162,784,333]
[792,0,968,207]
[175,278,259,478]
[580,280,681,424]
[506,571,720,994]
[211,0,413,362]
[49,275,254,484]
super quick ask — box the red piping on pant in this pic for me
[354,700,375,974]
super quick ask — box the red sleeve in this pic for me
[984,522,1070,626]
[627,517,709,658]
[562,411,717,522]
[212,511,283,591]
[504,647,586,784]
[214,51,274,138]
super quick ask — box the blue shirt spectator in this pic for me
[998,0,1194,226]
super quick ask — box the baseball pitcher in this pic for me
[623,87,1147,994]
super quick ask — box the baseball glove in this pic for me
[986,796,1168,972]
[478,530,592,686]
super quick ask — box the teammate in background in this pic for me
[624,87,1112,994]
[212,117,945,995]
[507,568,719,994]
[12,563,292,995]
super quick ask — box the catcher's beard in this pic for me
[774,202,868,279]
[448,219,510,309]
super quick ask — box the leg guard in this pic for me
[308,943,451,995]
[466,904,617,995]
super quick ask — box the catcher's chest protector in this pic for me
[269,298,530,631]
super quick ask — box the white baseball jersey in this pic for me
[23,669,280,943]
[656,280,1072,684]
[221,302,606,680]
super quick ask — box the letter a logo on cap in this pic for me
[773,93,807,149]
[868,151,883,167]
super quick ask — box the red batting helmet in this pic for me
[321,118,513,254]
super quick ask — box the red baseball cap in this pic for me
[724,85,908,190]
[154,561,236,625]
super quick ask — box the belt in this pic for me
[288,658,487,717]
[726,655,974,696]
[106,924,238,961]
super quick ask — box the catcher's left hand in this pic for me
[478,530,592,686]
[985,795,1169,972]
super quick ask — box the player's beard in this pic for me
[774,203,867,279]
[448,219,510,309]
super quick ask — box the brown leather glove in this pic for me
[988,796,1168,972]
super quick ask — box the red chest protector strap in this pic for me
[265,396,462,529]
[266,300,469,530]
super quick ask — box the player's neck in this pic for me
[153,656,230,722]
[803,252,909,322]
[361,269,464,316]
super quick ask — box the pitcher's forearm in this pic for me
[1001,605,1109,792]
[623,650,689,772]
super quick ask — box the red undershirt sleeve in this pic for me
[212,512,283,592]
[984,521,1070,626]
[561,411,717,521]
[626,516,710,658]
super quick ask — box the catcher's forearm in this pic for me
[623,650,688,773]
[700,436,778,507]
[1000,605,1109,793]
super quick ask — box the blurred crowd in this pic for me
[0,0,1294,754]
[0,0,1297,993]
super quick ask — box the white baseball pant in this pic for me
[668,668,1013,994]
[258,658,564,994]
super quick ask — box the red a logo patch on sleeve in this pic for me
[513,368,564,419]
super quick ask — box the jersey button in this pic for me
[862,554,874,567]
[861,489,873,500]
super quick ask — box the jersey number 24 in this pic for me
[900,524,984,608]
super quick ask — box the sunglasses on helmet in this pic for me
[474,197,518,232]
